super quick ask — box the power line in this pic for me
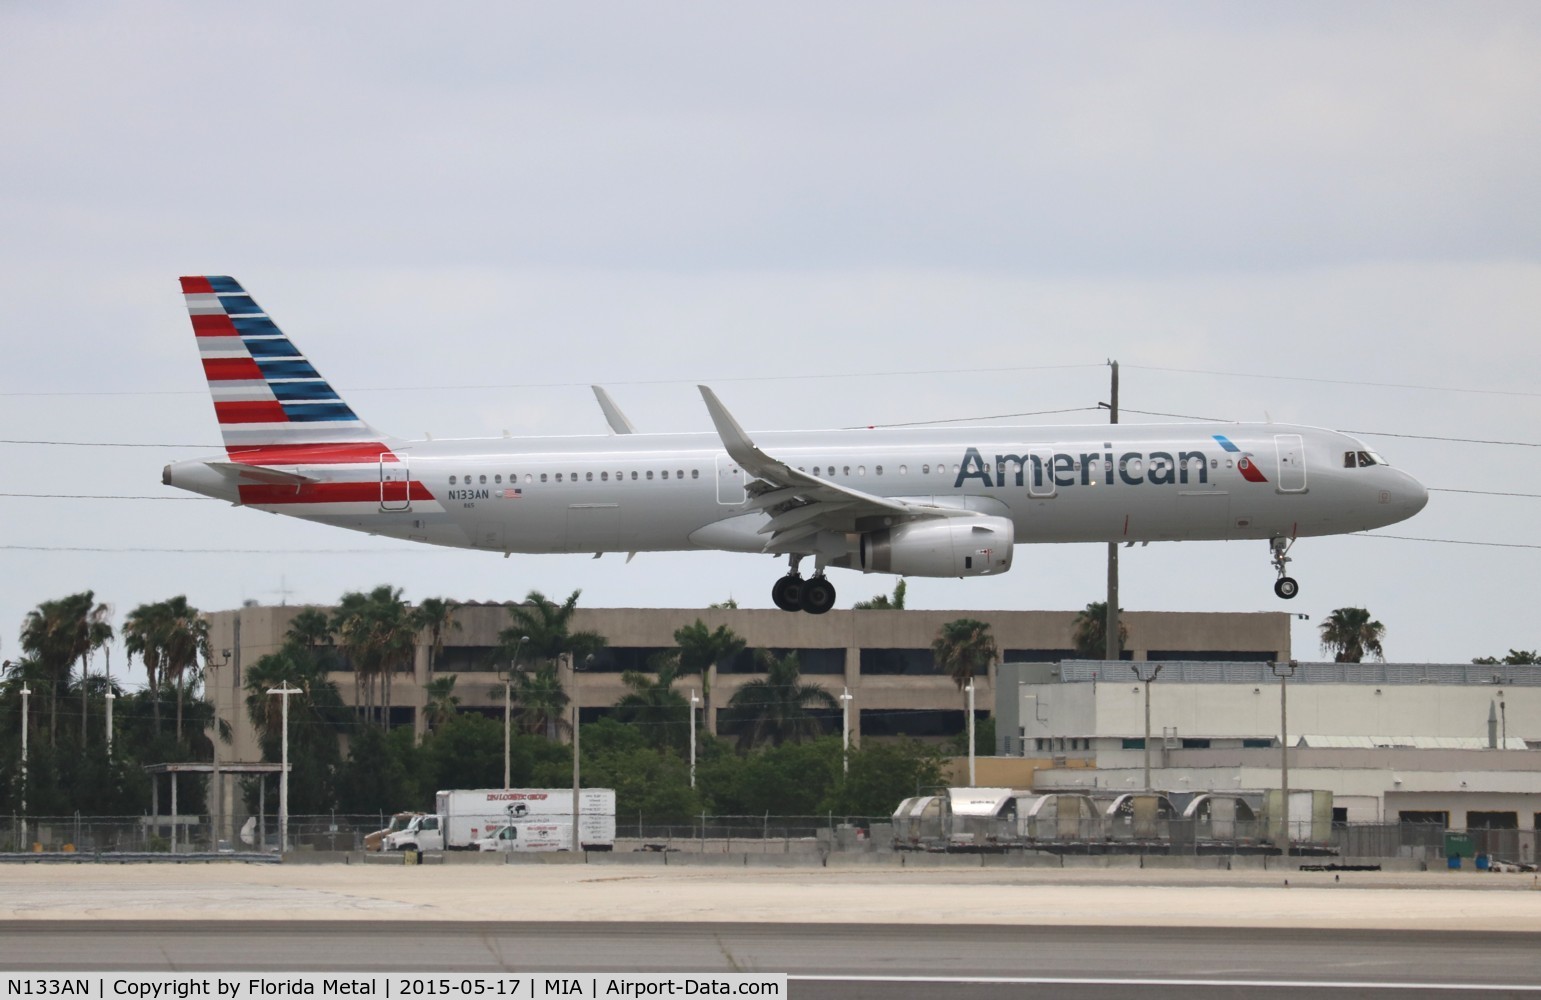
[1353,533,1541,550]
[0,363,1107,399]
[0,438,217,449]
[1430,488,1541,500]
[1124,363,1541,399]
[1341,430,1541,448]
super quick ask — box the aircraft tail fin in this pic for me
[179,276,392,460]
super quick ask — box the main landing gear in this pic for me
[1270,536,1299,600]
[771,556,837,615]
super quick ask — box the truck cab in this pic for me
[383,814,443,852]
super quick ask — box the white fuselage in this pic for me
[165,421,1428,565]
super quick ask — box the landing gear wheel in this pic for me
[1274,577,1299,600]
[800,576,836,615]
[771,575,803,612]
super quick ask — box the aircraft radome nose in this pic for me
[1401,473,1429,516]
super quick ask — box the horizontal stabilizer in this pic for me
[207,462,320,487]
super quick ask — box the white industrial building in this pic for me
[998,660,1541,848]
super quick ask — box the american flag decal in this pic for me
[501,488,523,499]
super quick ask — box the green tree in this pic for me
[852,579,907,610]
[423,675,460,732]
[242,639,347,813]
[414,597,461,674]
[932,618,997,699]
[499,590,605,739]
[158,596,209,747]
[20,591,112,748]
[674,619,745,736]
[723,651,838,752]
[1319,607,1386,663]
[829,739,947,816]
[333,586,418,728]
[613,652,690,751]
[1472,649,1539,666]
[1071,601,1126,659]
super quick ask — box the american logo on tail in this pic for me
[164,277,1429,611]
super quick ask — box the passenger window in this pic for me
[899,465,907,475]
[875,465,883,475]
[677,470,684,479]
[479,475,487,484]
[586,472,593,481]
[495,475,502,484]
[556,473,563,482]
[922,464,930,475]
[631,471,638,480]
[647,471,654,480]
[691,469,699,479]
[843,466,850,476]
[601,472,608,481]
[525,474,533,484]
[661,470,669,480]
[449,476,457,485]
[540,473,548,483]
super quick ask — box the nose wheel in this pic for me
[1270,537,1299,600]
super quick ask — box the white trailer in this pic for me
[384,788,616,852]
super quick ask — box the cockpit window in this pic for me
[1346,450,1388,468]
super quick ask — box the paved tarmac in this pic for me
[1,860,1538,931]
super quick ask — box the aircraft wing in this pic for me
[698,386,968,550]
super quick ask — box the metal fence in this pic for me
[5,813,1536,864]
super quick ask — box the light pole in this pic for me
[105,691,115,757]
[268,684,301,854]
[965,681,977,786]
[20,683,30,821]
[571,653,591,853]
[1130,664,1163,791]
[689,688,701,788]
[503,635,529,791]
[1271,660,1298,848]
[839,687,853,776]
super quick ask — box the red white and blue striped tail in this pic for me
[180,276,393,462]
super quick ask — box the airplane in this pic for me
[163,276,1429,614]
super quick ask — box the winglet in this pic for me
[591,386,636,435]
[698,385,759,469]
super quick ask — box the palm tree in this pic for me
[499,590,605,739]
[932,618,997,706]
[1319,608,1386,663]
[724,650,837,751]
[423,674,460,731]
[613,652,689,750]
[415,597,462,674]
[20,592,111,747]
[123,600,168,735]
[1071,601,1126,659]
[500,590,606,668]
[286,607,333,648]
[852,579,907,610]
[333,586,418,728]
[513,664,569,738]
[157,596,209,746]
[674,619,745,735]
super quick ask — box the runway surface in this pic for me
[2,863,1538,998]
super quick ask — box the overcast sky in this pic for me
[2,1,1538,686]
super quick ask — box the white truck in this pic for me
[383,788,616,852]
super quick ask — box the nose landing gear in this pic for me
[770,555,837,615]
[1270,537,1299,599]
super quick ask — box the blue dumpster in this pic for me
[1447,854,1461,869]
[1475,853,1490,870]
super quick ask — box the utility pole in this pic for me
[1106,360,1122,664]
[840,687,854,776]
[1272,660,1298,849]
[267,684,301,855]
[689,689,701,788]
[1131,664,1162,791]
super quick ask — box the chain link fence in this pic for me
[5,813,1536,865]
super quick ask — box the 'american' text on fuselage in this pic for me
[954,446,1214,490]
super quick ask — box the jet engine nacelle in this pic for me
[860,516,1015,577]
